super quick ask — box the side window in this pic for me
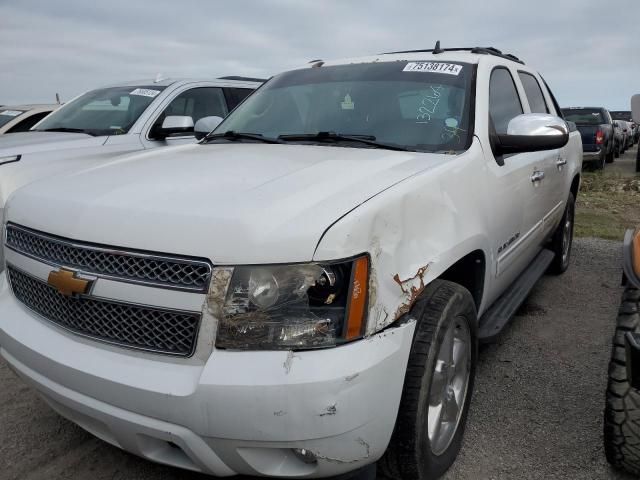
[518,72,549,114]
[6,111,51,133]
[224,88,254,110]
[153,87,227,132]
[489,68,523,134]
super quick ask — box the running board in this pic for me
[478,249,555,342]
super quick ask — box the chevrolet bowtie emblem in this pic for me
[47,269,92,297]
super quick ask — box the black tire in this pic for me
[604,286,640,476]
[594,151,606,170]
[615,146,620,158]
[636,148,640,173]
[380,280,477,480]
[606,144,615,163]
[547,192,575,275]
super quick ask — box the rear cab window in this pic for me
[561,108,605,125]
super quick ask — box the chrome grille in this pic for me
[7,266,201,356]
[5,224,212,292]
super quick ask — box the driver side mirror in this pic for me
[194,116,223,140]
[151,115,194,140]
[631,94,640,123]
[494,113,569,156]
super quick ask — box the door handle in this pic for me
[530,171,545,183]
[556,157,567,167]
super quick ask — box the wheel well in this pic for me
[438,250,485,309]
[571,174,580,200]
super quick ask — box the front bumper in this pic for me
[0,271,415,478]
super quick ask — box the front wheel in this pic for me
[548,192,575,274]
[380,280,477,480]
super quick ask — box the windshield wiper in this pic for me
[204,130,284,144]
[39,127,96,136]
[278,132,413,151]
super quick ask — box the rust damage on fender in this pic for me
[392,265,430,320]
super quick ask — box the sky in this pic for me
[1,0,638,110]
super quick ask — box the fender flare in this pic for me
[623,228,640,289]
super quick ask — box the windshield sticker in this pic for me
[403,62,463,76]
[129,88,161,98]
[0,110,23,117]
[445,118,459,128]
[341,94,355,110]
[442,125,466,145]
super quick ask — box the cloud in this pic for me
[1,0,638,109]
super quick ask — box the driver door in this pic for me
[141,86,228,148]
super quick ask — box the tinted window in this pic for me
[561,108,604,125]
[7,111,52,133]
[489,68,523,134]
[225,88,254,110]
[36,86,166,135]
[610,111,632,121]
[518,72,548,114]
[217,61,474,152]
[153,87,227,132]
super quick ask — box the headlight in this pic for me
[216,255,369,350]
[0,155,20,166]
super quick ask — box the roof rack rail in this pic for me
[217,76,267,83]
[382,43,525,65]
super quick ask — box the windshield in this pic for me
[562,108,604,125]
[35,86,166,136]
[0,109,26,128]
[215,61,474,152]
[610,111,632,121]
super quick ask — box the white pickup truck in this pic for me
[0,77,261,270]
[0,47,582,480]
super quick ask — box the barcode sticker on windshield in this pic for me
[0,110,23,117]
[130,88,161,98]
[403,62,463,75]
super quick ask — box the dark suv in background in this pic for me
[562,107,616,169]
[611,111,639,142]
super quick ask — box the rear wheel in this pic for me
[604,287,640,476]
[380,280,477,480]
[606,144,615,163]
[615,145,621,158]
[548,192,575,274]
[636,148,640,173]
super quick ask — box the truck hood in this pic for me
[0,131,106,156]
[6,143,450,264]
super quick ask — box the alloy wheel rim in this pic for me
[427,317,471,456]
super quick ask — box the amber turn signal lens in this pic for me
[345,256,369,340]
[633,230,640,276]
